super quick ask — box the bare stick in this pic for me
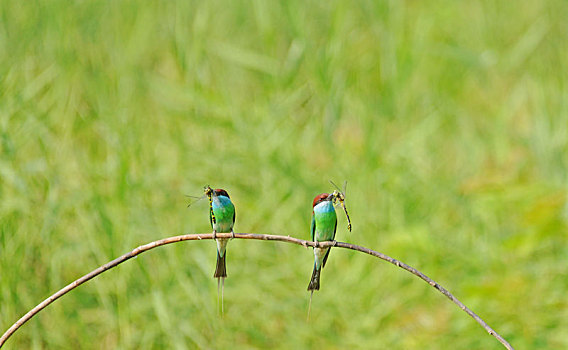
[0,233,514,350]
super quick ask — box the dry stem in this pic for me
[0,233,514,349]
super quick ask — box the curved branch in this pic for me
[0,233,514,349]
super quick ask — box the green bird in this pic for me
[204,186,236,314]
[307,188,351,317]
[307,193,338,292]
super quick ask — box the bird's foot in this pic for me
[212,230,217,240]
[332,240,338,247]
[230,231,235,239]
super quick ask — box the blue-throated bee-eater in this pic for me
[307,188,351,314]
[307,192,337,292]
[204,186,236,313]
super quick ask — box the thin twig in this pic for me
[0,233,514,349]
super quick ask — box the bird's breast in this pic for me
[211,196,235,233]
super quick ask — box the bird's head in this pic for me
[214,188,230,198]
[204,185,230,199]
[312,193,333,208]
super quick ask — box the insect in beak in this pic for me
[331,189,352,232]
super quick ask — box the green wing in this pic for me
[322,219,337,268]
[332,219,337,240]
[232,204,236,226]
[310,214,315,241]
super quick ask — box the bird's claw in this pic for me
[212,230,217,240]
[332,240,338,247]
[231,231,235,239]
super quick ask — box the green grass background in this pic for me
[1,0,567,348]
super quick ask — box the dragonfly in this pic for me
[329,180,352,232]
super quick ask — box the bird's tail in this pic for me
[217,277,225,315]
[307,264,321,291]
[307,290,314,321]
[214,238,228,315]
[214,249,227,278]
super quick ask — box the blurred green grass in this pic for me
[1,0,567,348]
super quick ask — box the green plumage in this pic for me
[308,199,337,291]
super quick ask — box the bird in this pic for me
[204,186,236,314]
[307,193,337,293]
